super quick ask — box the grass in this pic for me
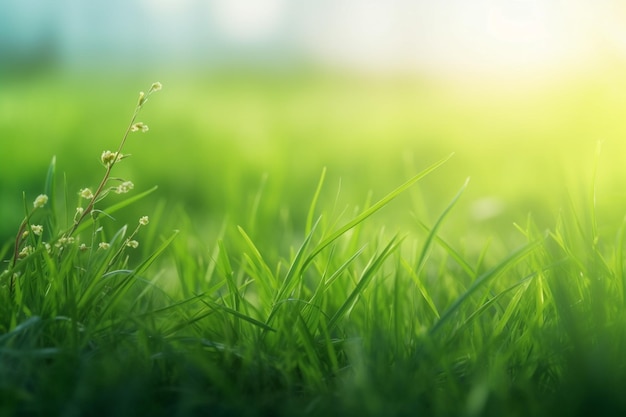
[3,71,626,416]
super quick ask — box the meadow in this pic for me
[2,68,626,416]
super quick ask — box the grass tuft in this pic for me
[3,82,626,417]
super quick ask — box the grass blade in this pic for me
[303,153,453,269]
[429,239,541,336]
[328,235,402,330]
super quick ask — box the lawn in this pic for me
[2,68,626,416]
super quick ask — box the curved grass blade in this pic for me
[302,153,454,270]
[202,299,276,332]
[429,239,541,336]
[415,177,469,277]
[305,167,327,235]
[328,235,403,330]
[89,230,179,321]
[44,156,57,232]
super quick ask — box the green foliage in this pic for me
[3,76,626,417]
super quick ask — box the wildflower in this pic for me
[98,242,110,250]
[79,188,94,199]
[76,207,84,215]
[33,194,48,208]
[55,236,75,248]
[18,245,34,259]
[79,243,88,252]
[150,82,162,92]
[101,150,123,167]
[43,242,51,253]
[130,122,149,133]
[31,224,43,236]
[115,181,134,194]
[126,240,139,249]
[139,216,149,226]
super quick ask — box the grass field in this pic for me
[3,68,626,416]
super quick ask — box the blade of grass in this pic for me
[237,226,277,293]
[429,239,542,336]
[90,230,179,321]
[328,235,403,330]
[415,177,469,277]
[44,156,57,233]
[306,167,327,235]
[201,299,276,332]
[303,153,453,270]
[272,217,320,305]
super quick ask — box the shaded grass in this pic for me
[4,154,626,416]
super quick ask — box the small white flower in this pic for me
[33,194,48,208]
[126,240,139,249]
[101,150,123,166]
[79,188,94,199]
[150,82,162,92]
[79,243,88,252]
[31,225,43,236]
[76,207,84,215]
[115,181,134,194]
[18,245,34,258]
[55,236,75,249]
[98,242,110,250]
[139,216,149,226]
[130,122,149,133]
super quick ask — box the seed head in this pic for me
[115,181,134,194]
[33,194,48,208]
[138,91,146,106]
[130,122,149,133]
[79,188,94,199]
[101,150,123,167]
[18,245,34,259]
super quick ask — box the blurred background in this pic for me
[3,0,626,255]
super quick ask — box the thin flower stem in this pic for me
[68,163,114,236]
[106,224,142,271]
[11,219,28,268]
[67,89,154,237]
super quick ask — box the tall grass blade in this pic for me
[306,167,327,235]
[303,153,453,269]
[202,299,276,332]
[415,177,469,276]
[429,239,541,336]
[328,235,402,330]
[44,156,57,232]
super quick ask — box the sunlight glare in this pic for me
[211,0,287,43]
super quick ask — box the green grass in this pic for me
[3,70,626,416]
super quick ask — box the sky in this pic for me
[2,0,626,80]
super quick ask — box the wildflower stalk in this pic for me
[67,82,161,237]
[8,82,161,297]
[105,216,149,270]
[11,194,48,268]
